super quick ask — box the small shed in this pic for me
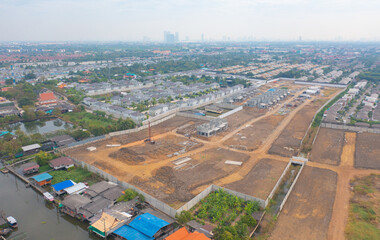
[49,157,74,170]
[89,212,123,238]
[31,172,53,186]
[20,162,39,175]
[21,143,41,155]
[52,180,76,195]
[64,182,88,195]
[113,213,170,240]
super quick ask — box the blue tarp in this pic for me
[129,213,169,238]
[113,225,153,240]
[52,180,75,191]
[32,173,53,182]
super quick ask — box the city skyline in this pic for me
[0,0,379,42]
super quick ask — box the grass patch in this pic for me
[345,174,380,240]
[39,164,52,172]
[49,167,102,185]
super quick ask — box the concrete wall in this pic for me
[265,160,292,207]
[177,185,214,212]
[218,106,243,119]
[213,185,266,208]
[69,156,178,217]
[277,162,305,215]
[321,122,380,134]
[215,103,239,110]
[109,114,176,137]
[176,112,214,121]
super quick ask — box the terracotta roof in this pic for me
[165,227,210,240]
[39,92,56,102]
[49,157,74,168]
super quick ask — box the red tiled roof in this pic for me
[39,92,56,102]
[165,227,210,240]
[49,157,74,168]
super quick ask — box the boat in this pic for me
[6,216,18,228]
[0,227,11,236]
[43,192,54,202]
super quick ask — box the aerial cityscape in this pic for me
[0,1,379,240]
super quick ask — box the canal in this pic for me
[0,173,99,240]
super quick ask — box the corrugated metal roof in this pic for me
[52,180,75,191]
[65,182,87,195]
[113,225,153,240]
[21,144,41,152]
[32,173,52,182]
[129,213,169,237]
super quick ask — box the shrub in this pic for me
[176,210,192,224]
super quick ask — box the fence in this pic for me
[265,160,293,207]
[110,114,176,137]
[69,156,179,217]
[62,153,268,218]
[65,135,107,149]
[321,122,380,134]
[218,106,243,119]
[277,161,305,215]
[176,112,214,121]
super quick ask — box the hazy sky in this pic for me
[0,0,379,42]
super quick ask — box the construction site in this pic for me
[61,80,380,240]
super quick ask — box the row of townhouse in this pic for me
[75,80,153,96]
[110,81,220,108]
[148,84,245,116]
[83,98,145,123]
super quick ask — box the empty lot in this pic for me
[309,128,345,166]
[355,132,380,169]
[269,166,337,240]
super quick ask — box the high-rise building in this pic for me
[164,31,178,43]
[201,33,204,42]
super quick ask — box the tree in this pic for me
[35,151,54,166]
[5,78,14,85]
[22,108,36,121]
[18,97,34,108]
[71,129,90,140]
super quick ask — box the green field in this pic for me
[49,167,102,185]
[345,174,380,240]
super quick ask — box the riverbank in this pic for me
[0,172,99,240]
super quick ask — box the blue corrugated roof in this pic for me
[129,213,169,238]
[32,173,53,182]
[52,180,75,191]
[113,225,153,240]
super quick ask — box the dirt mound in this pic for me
[154,166,175,182]
[109,147,145,163]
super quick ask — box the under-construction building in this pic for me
[246,89,288,109]
[197,118,228,137]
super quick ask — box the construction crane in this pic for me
[144,121,155,144]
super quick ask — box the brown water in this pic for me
[0,173,100,240]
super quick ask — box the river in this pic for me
[0,173,99,240]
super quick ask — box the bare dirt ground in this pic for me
[269,166,338,240]
[309,128,345,166]
[131,147,250,208]
[354,132,380,169]
[109,135,202,165]
[198,107,266,142]
[176,120,208,137]
[223,158,288,200]
[268,99,326,157]
[223,114,286,151]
